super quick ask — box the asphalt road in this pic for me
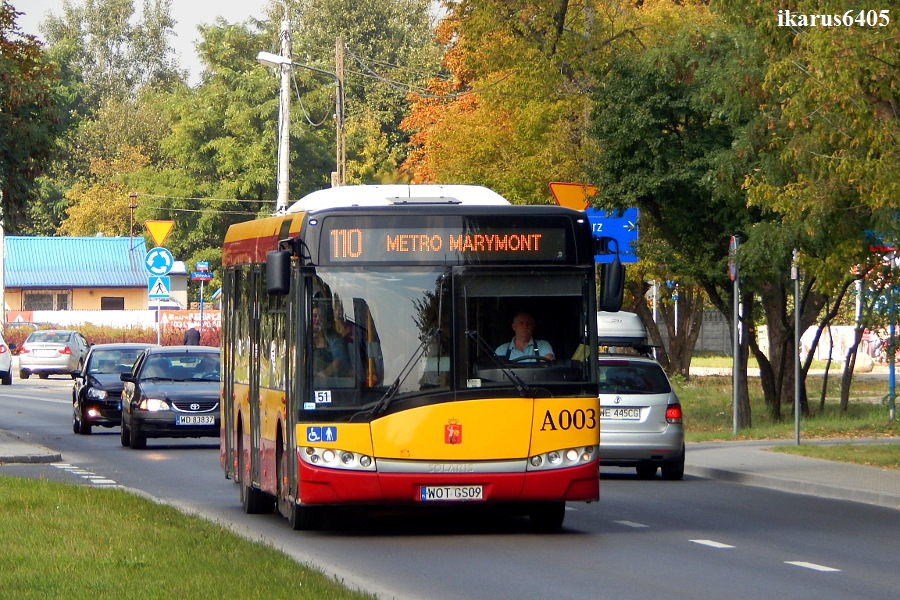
[2,375,899,600]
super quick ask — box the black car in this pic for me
[120,346,220,449]
[72,343,155,434]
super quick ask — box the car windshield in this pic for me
[598,360,671,394]
[28,331,72,344]
[142,353,220,382]
[88,349,145,374]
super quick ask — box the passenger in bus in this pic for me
[312,305,351,382]
[340,318,383,386]
[495,311,556,362]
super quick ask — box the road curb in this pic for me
[0,430,63,464]
[686,464,900,511]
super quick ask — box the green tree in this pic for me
[0,1,62,233]
[402,0,633,202]
[22,0,183,234]
[586,9,771,424]
[57,146,149,236]
[283,0,443,181]
[40,0,182,106]
[715,0,899,413]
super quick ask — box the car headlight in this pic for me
[138,398,170,411]
[86,388,108,400]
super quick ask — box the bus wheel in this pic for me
[240,482,272,514]
[288,503,324,531]
[238,445,274,514]
[528,501,566,532]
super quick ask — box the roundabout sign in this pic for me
[145,247,174,276]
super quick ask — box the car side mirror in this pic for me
[120,373,135,383]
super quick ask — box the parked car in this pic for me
[596,311,684,479]
[0,333,15,385]
[598,355,685,480]
[18,330,90,379]
[72,343,155,434]
[120,346,221,449]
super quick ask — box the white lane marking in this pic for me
[785,561,841,572]
[52,463,119,487]
[0,393,71,404]
[614,520,649,528]
[690,539,735,549]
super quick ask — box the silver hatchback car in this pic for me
[598,355,685,480]
[18,329,90,380]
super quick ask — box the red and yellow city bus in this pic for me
[220,184,618,530]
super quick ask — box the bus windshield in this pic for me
[303,265,595,421]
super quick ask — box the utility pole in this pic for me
[128,192,138,247]
[275,9,292,213]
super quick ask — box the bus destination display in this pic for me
[323,224,569,264]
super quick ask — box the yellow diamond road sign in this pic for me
[145,220,175,247]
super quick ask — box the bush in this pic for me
[2,323,221,351]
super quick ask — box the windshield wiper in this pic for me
[369,328,441,418]
[466,330,535,397]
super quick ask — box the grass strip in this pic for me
[0,475,375,600]
[769,443,900,470]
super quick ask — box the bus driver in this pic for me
[495,311,555,362]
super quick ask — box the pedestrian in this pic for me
[183,326,200,345]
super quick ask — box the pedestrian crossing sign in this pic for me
[148,276,171,299]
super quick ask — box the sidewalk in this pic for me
[2,428,899,510]
[0,429,62,464]
[686,438,900,510]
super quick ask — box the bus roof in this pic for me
[287,184,510,213]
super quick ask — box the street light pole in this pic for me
[257,47,345,191]
[275,12,292,213]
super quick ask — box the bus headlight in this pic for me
[526,445,598,471]
[299,447,376,471]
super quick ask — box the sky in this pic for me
[13,0,271,86]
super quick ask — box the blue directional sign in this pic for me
[145,247,174,276]
[587,208,639,263]
[148,276,171,299]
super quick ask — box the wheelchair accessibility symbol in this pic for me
[306,426,337,443]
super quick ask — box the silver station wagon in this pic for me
[596,312,685,480]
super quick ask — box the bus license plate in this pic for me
[419,485,483,502]
[600,407,641,420]
[176,415,215,425]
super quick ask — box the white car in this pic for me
[0,332,14,385]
